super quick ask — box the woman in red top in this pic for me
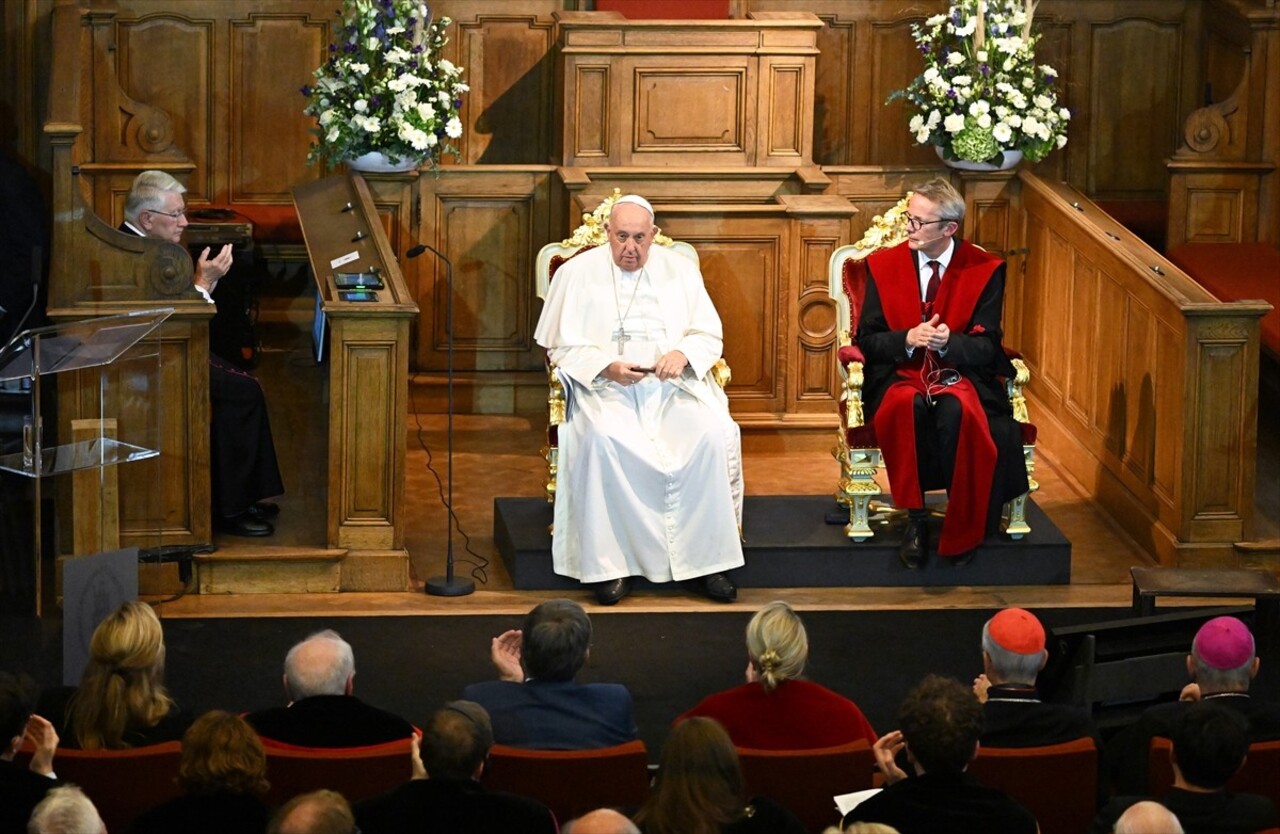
[678,601,877,750]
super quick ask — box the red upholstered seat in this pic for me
[260,737,415,806]
[737,741,875,834]
[1167,242,1280,357]
[17,741,183,833]
[481,740,651,825]
[968,738,1099,834]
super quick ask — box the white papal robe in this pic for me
[533,244,745,583]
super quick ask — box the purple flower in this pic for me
[408,60,419,69]
[300,84,312,97]
[453,99,462,108]
[370,95,382,108]
[947,89,957,99]
[328,43,337,53]
[980,64,990,75]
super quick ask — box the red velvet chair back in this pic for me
[841,257,869,338]
[967,737,1098,834]
[261,737,414,806]
[481,740,651,825]
[736,740,874,834]
[16,741,184,832]
[1148,736,1280,808]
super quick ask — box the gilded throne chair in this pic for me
[828,196,1039,542]
[534,190,732,519]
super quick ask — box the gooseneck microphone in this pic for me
[409,241,475,597]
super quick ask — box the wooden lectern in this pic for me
[292,174,419,590]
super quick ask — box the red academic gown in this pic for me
[858,239,1028,555]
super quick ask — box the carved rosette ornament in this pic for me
[148,242,195,296]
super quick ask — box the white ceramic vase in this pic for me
[935,146,1023,171]
[346,151,421,174]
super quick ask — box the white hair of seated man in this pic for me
[28,785,106,834]
[1113,801,1184,834]
[564,808,640,834]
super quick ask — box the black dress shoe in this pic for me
[594,577,632,606]
[698,573,737,603]
[951,549,977,567]
[899,517,929,570]
[219,512,274,537]
[248,501,280,520]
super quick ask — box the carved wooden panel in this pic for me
[230,14,327,202]
[414,167,552,372]
[763,61,805,160]
[810,12,854,165]
[795,234,838,404]
[868,17,934,166]
[456,12,558,164]
[573,65,611,159]
[114,14,213,196]
[634,65,748,155]
[1088,18,1185,196]
[1064,258,1099,427]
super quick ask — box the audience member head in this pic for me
[520,599,591,682]
[1,671,36,758]
[606,194,657,271]
[981,607,1048,686]
[898,674,983,775]
[284,629,355,700]
[268,789,356,834]
[177,709,269,796]
[1188,616,1258,694]
[564,808,641,834]
[1170,700,1250,790]
[839,825,902,834]
[635,717,745,834]
[67,600,174,750]
[1113,801,1184,834]
[745,601,808,692]
[906,178,965,259]
[27,785,106,834]
[123,170,189,244]
[422,700,493,781]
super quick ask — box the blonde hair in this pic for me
[910,177,965,224]
[66,600,174,750]
[745,601,808,692]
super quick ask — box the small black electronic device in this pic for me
[339,290,378,302]
[334,271,384,290]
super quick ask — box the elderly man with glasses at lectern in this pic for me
[857,178,1028,570]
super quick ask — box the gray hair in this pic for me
[911,177,965,224]
[981,619,1046,685]
[1191,652,1254,694]
[28,786,105,834]
[124,170,185,225]
[284,629,355,699]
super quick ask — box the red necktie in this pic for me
[925,260,941,305]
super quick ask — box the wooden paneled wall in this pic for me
[1015,172,1267,566]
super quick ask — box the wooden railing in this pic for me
[1014,172,1268,567]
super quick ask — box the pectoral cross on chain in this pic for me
[611,328,631,354]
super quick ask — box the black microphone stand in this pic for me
[408,242,474,596]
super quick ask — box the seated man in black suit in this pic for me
[1106,615,1280,795]
[246,629,415,747]
[843,674,1037,834]
[355,700,555,834]
[122,170,283,537]
[972,607,1097,747]
[0,672,60,834]
[1090,702,1278,834]
[462,599,637,750]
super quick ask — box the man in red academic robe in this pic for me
[858,178,1028,568]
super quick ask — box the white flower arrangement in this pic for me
[891,0,1069,165]
[302,0,469,169]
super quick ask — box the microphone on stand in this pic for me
[407,241,475,596]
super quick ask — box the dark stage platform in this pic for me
[494,495,1071,590]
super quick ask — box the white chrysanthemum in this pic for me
[1056,133,1068,148]
[1022,115,1041,136]
[425,132,439,147]
[915,127,931,144]
[386,25,405,35]
[976,112,992,129]
[1034,94,1053,110]
[1059,107,1071,120]
[954,17,976,37]
[445,117,463,138]
[1041,65,1058,78]
[947,51,965,66]
[926,13,946,26]
[326,126,340,143]
[923,66,940,82]
[944,113,967,133]
[952,75,972,86]
[909,114,925,132]
[992,122,1013,143]
[968,100,990,116]
[319,109,336,126]
[439,59,457,74]
[353,99,368,113]
[1006,113,1022,128]
[437,90,450,104]
[927,110,942,128]
[1003,58,1015,72]
[351,62,370,76]
[1023,77,1034,89]
[976,50,988,62]
[417,101,435,120]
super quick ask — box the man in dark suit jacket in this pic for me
[355,700,555,834]
[246,629,415,748]
[462,599,637,750]
[858,178,1028,568]
[972,607,1098,748]
[0,672,61,834]
[122,170,283,538]
[1106,615,1280,795]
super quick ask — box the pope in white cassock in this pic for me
[533,195,745,606]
